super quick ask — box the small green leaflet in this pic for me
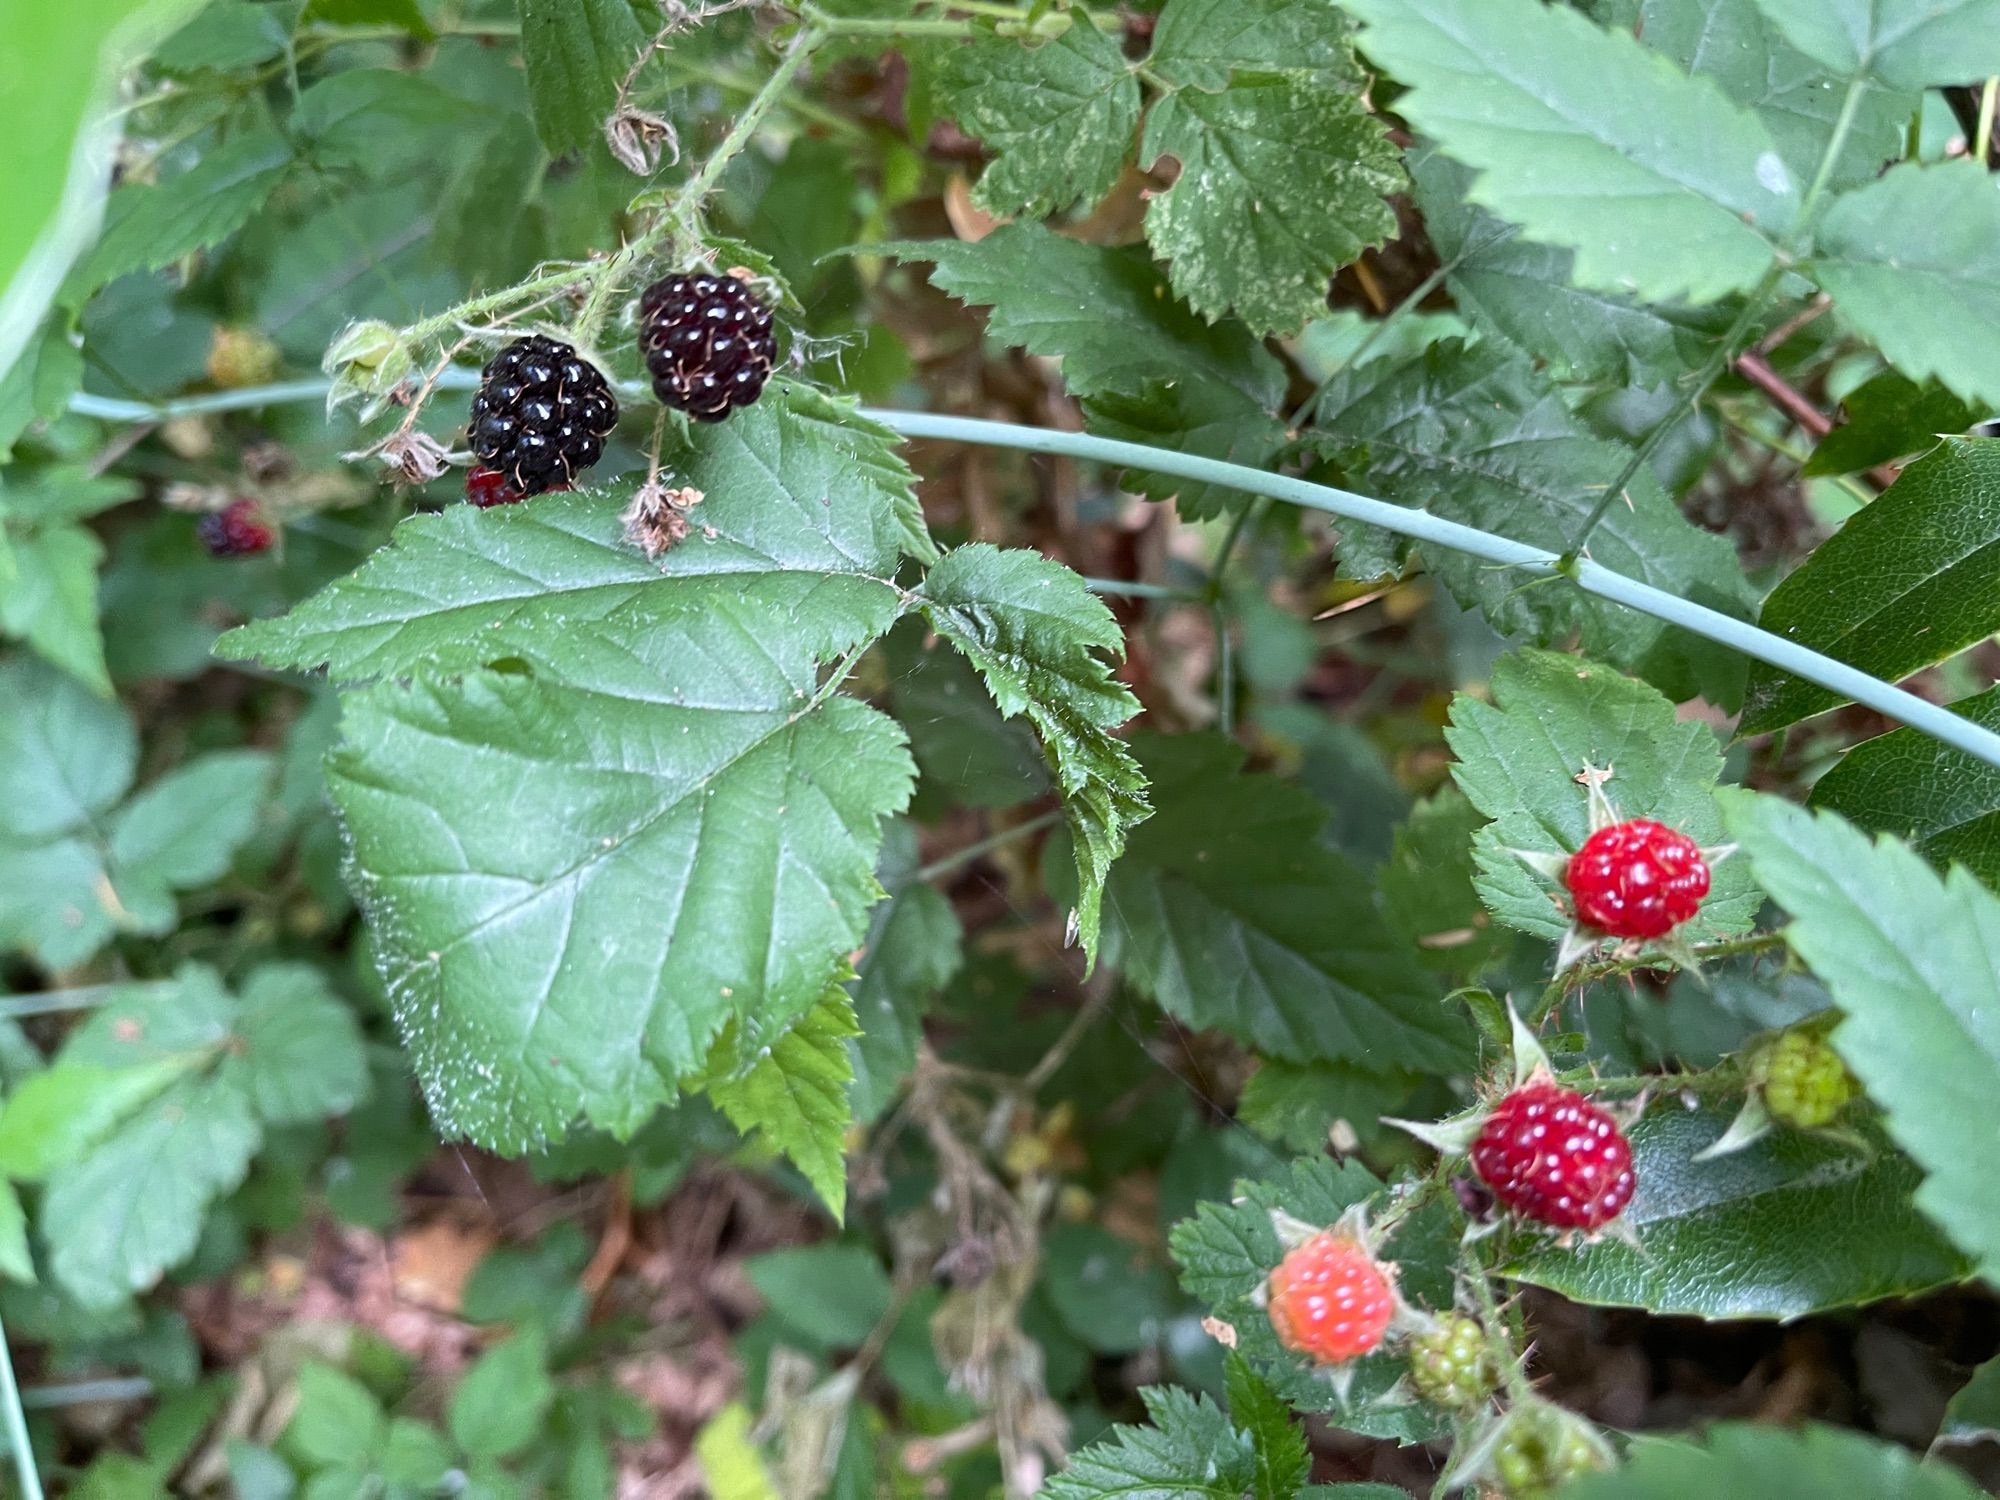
[1743,0,2000,91]
[449,1327,554,1461]
[1563,1423,1988,1500]
[1094,733,1472,1073]
[72,130,294,296]
[1740,438,2000,735]
[1723,793,2000,1288]
[1343,0,1798,303]
[39,965,365,1308]
[1168,1153,1454,1440]
[1806,369,1985,477]
[1140,76,1402,336]
[1809,163,2000,410]
[704,987,861,1221]
[1445,650,1760,943]
[1810,687,2000,889]
[916,544,1146,965]
[1042,1386,1260,1500]
[936,21,1139,218]
[1309,340,1754,706]
[516,0,649,157]
[0,1054,198,1182]
[847,828,964,1123]
[1505,1101,1969,1319]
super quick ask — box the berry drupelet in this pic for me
[466,335,618,496]
[1265,1231,1395,1365]
[1565,817,1710,940]
[639,270,777,422]
[1470,1082,1635,1231]
[198,498,276,557]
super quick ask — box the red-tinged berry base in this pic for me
[1266,1232,1394,1365]
[1471,1083,1635,1231]
[197,498,275,557]
[1565,817,1709,939]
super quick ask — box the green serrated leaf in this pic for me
[1344,0,1797,303]
[1741,438,2000,735]
[293,70,485,178]
[1311,342,1754,705]
[0,522,109,692]
[1506,1100,1969,1318]
[1561,1422,1987,1500]
[1810,164,2000,410]
[287,1362,387,1469]
[450,1327,554,1461]
[517,0,649,156]
[1743,0,2000,91]
[936,21,1139,218]
[1098,733,1471,1071]
[1411,148,1729,387]
[1723,792,2000,1287]
[848,842,963,1123]
[917,543,1147,964]
[1809,686,2000,888]
[1377,787,1513,974]
[1806,369,1985,477]
[1148,0,1364,92]
[706,987,859,1221]
[745,1243,893,1349]
[887,629,1051,809]
[1446,650,1760,943]
[107,749,272,914]
[1223,1352,1310,1500]
[1140,75,1401,336]
[1169,1153,1454,1440]
[73,131,293,295]
[1237,1058,1421,1154]
[0,1054,199,1181]
[228,964,369,1126]
[0,321,85,462]
[1043,1386,1260,1500]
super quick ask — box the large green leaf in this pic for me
[935,21,1140,218]
[1506,1101,1970,1319]
[1149,0,1364,91]
[1743,0,2000,90]
[1445,651,1760,943]
[1723,794,2000,1287]
[1560,1423,1987,1500]
[1097,734,1472,1074]
[0,0,207,378]
[1809,164,2000,410]
[1139,76,1402,336]
[916,544,1147,964]
[1168,1154,1454,1440]
[1810,687,2000,888]
[1740,438,2000,735]
[1311,343,1754,705]
[1342,0,1798,303]
[515,0,648,156]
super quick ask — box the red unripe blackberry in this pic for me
[639,270,777,422]
[1565,817,1709,939]
[1470,1082,1635,1231]
[463,465,571,509]
[1265,1231,1394,1365]
[466,335,618,496]
[198,498,275,557]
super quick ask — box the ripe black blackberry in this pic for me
[639,271,777,422]
[466,335,619,495]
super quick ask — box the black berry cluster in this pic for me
[467,336,618,496]
[639,271,777,422]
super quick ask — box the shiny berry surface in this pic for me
[1265,1232,1394,1365]
[1756,1030,1856,1130]
[197,498,275,557]
[639,270,777,421]
[466,335,618,496]
[1565,817,1709,939]
[1408,1313,1499,1409]
[1470,1083,1634,1231]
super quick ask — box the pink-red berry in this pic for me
[197,498,275,557]
[1266,1232,1394,1365]
[1565,817,1709,939]
[465,465,569,508]
[1470,1083,1635,1231]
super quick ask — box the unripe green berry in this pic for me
[1753,1029,1857,1130]
[1492,1403,1606,1498]
[1408,1313,1500,1409]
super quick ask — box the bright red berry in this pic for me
[1470,1083,1635,1231]
[197,498,275,557]
[1266,1232,1394,1365]
[1565,818,1709,939]
[465,465,522,508]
